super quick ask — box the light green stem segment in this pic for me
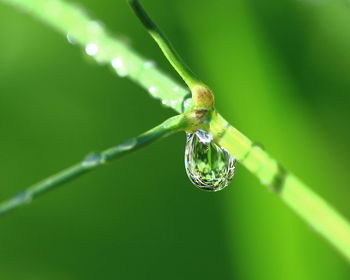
[1,0,350,263]
[210,112,350,262]
[127,0,201,89]
[0,0,190,112]
[0,115,185,216]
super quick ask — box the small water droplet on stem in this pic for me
[148,86,158,95]
[12,191,32,205]
[85,43,99,56]
[117,138,137,151]
[144,60,155,68]
[66,32,76,44]
[111,57,128,77]
[82,153,106,168]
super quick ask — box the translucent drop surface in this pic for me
[185,130,236,192]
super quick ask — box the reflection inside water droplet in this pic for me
[185,130,236,192]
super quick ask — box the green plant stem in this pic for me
[0,0,190,112]
[0,115,185,216]
[1,0,350,263]
[127,0,200,89]
[209,112,350,261]
[128,0,215,112]
[128,0,350,261]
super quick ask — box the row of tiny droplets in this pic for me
[43,0,189,112]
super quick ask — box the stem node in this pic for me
[191,83,215,110]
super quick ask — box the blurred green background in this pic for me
[1,0,350,279]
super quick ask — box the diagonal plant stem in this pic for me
[127,0,200,89]
[127,0,214,112]
[0,0,190,112]
[1,0,350,263]
[0,115,185,216]
[209,112,350,261]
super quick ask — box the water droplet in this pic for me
[144,60,155,69]
[112,57,122,68]
[82,153,106,168]
[111,57,128,77]
[148,86,158,95]
[161,100,167,105]
[87,20,103,34]
[173,86,180,92]
[182,97,192,112]
[12,191,32,205]
[85,43,98,56]
[116,138,137,151]
[66,32,76,44]
[170,100,178,107]
[185,130,236,192]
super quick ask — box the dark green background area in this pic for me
[0,0,350,279]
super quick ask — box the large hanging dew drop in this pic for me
[185,130,236,192]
